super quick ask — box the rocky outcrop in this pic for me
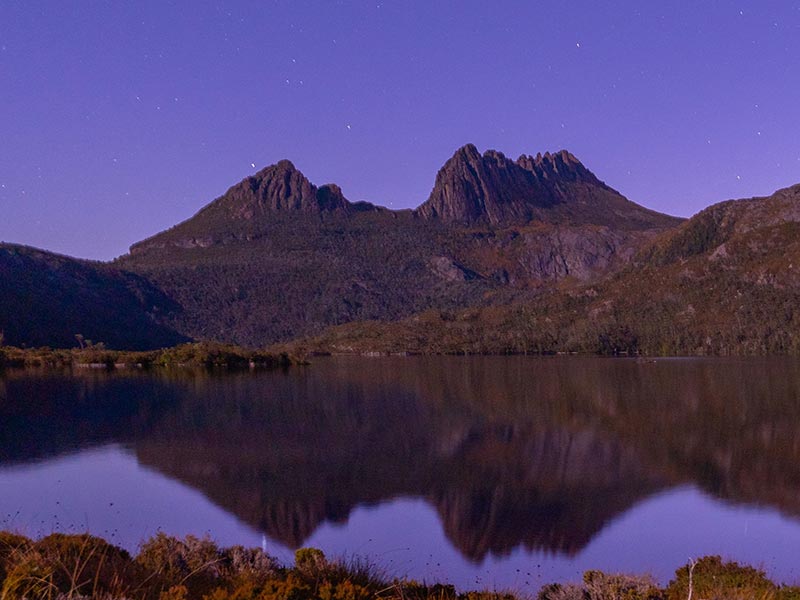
[516,149,601,185]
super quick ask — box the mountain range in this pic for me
[2,144,798,355]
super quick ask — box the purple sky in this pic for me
[1,1,798,260]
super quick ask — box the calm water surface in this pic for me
[2,356,800,590]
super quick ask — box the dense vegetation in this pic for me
[0,531,797,600]
[0,342,295,370]
[117,212,499,346]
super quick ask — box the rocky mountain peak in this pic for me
[416,144,610,226]
[128,160,354,254]
[224,161,350,217]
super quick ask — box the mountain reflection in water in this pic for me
[2,357,800,565]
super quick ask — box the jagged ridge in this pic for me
[415,144,679,230]
[131,145,679,255]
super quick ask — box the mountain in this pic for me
[0,244,187,350]
[293,184,800,356]
[115,145,679,347]
[129,159,380,254]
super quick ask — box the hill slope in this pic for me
[0,244,187,349]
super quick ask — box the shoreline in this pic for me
[0,342,300,371]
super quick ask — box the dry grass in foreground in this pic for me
[1,531,799,600]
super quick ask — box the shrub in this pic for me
[136,533,223,595]
[666,556,776,600]
[536,571,662,600]
[536,583,587,600]
[290,548,387,600]
[294,547,328,576]
[1,533,138,600]
[582,570,662,600]
[221,545,281,584]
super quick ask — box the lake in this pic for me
[2,356,800,592]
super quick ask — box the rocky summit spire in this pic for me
[219,160,351,219]
[415,144,534,224]
[415,144,610,226]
